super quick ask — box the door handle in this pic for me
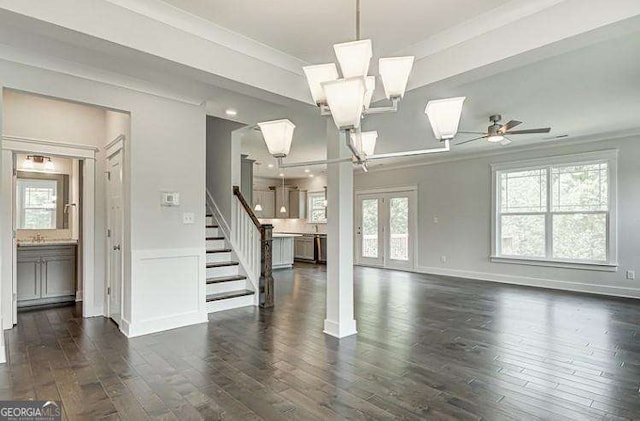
[113,245,121,251]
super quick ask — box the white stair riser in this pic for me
[206,279,247,295]
[206,294,254,313]
[206,239,225,249]
[206,216,214,225]
[206,265,239,278]
[206,252,232,264]
[206,227,219,237]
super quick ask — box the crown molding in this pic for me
[104,0,307,75]
[362,128,640,174]
[0,43,204,106]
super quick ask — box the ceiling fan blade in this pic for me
[507,128,551,135]
[458,130,486,134]
[499,120,522,133]
[500,137,512,146]
[456,135,487,145]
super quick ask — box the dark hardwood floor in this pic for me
[2,263,640,420]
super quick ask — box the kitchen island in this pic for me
[272,233,301,269]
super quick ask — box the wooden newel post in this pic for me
[260,224,274,308]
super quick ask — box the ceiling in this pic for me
[160,0,511,63]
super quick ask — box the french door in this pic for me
[356,188,416,270]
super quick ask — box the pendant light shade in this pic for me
[23,157,34,169]
[425,97,466,140]
[303,63,339,105]
[334,39,372,78]
[351,131,378,157]
[363,76,376,110]
[322,77,366,130]
[258,119,296,158]
[280,205,287,214]
[254,203,263,212]
[44,158,55,171]
[379,56,415,99]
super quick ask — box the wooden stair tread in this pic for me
[206,236,225,240]
[206,289,254,302]
[206,224,219,228]
[206,248,232,254]
[207,275,247,284]
[206,261,239,268]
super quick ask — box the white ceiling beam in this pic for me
[0,0,314,104]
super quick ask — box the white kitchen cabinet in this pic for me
[272,236,295,269]
[294,236,315,261]
[17,244,76,307]
[254,189,275,219]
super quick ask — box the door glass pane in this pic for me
[389,197,409,261]
[361,199,378,258]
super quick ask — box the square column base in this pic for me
[323,319,357,339]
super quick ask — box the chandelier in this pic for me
[258,0,466,171]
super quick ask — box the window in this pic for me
[492,151,617,269]
[17,179,58,229]
[308,191,327,223]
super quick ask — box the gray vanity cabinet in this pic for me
[17,245,76,307]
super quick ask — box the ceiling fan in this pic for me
[457,114,550,146]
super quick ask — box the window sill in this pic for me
[490,256,618,272]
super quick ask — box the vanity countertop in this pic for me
[17,239,78,247]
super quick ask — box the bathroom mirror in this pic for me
[16,171,70,230]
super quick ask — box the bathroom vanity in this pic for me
[17,242,77,307]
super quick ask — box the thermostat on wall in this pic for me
[161,192,180,207]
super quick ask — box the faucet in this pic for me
[314,224,319,233]
[32,233,44,243]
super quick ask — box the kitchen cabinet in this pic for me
[17,244,76,307]
[254,189,275,219]
[289,190,307,219]
[294,236,315,261]
[272,235,296,269]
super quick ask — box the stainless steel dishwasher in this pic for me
[314,234,327,264]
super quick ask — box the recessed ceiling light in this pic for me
[279,173,284,177]
[225,109,237,116]
[304,169,310,173]
[309,174,314,178]
[268,164,274,168]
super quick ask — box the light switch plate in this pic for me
[161,192,180,207]
[182,212,195,224]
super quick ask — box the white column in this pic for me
[324,123,357,338]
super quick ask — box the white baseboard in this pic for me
[75,290,83,302]
[119,318,131,337]
[0,345,6,364]
[415,265,640,299]
[123,311,207,338]
[323,319,357,339]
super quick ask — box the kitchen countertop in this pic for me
[17,239,78,247]
[276,232,327,237]
[272,233,303,238]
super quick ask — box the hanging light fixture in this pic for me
[258,119,295,158]
[279,171,287,214]
[425,97,466,140]
[253,162,263,212]
[351,131,378,157]
[22,156,34,169]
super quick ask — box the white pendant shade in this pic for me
[351,131,378,156]
[334,39,372,78]
[322,77,366,129]
[254,203,263,212]
[280,205,287,214]
[258,119,296,158]
[425,97,466,140]
[363,76,375,110]
[303,63,339,105]
[379,56,415,99]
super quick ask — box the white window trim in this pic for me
[490,149,618,271]
[307,191,327,224]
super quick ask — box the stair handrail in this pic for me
[233,186,274,308]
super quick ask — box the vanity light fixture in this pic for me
[44,157,55,171]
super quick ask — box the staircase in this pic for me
[205,212,255,312]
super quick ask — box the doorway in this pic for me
[106,137,124,325]
[355,187,417,271]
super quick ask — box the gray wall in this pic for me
[355,136,640,298]
[206,116,245,223]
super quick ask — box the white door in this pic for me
[356,189,416,270]
[106,148,123,325]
